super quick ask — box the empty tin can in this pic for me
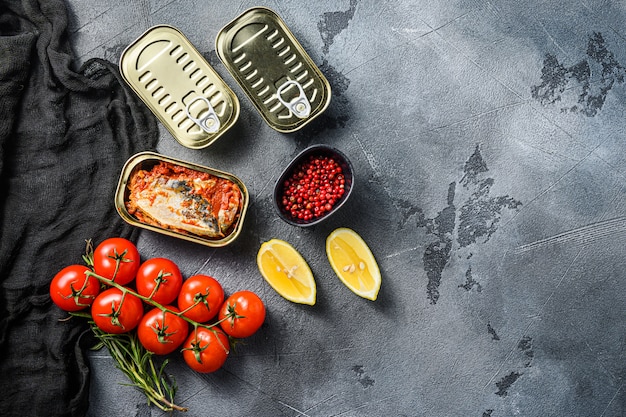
[216,7,331,133]
[120,25,240,149]
[115,152,249,247]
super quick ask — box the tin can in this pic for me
[115,152,249,247]
[120,25,240,149]
[216,7,331,133]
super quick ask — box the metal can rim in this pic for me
[114,151,249,247]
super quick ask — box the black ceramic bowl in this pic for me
[273,145,354,227]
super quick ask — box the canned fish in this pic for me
[216,7,331,133]
[120,25,240,149]
[115,152,249,247]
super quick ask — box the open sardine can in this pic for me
[115,152,249,247]
[216,7,331,133]
[120,25,240,149]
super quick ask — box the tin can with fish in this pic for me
[115,152,249,247]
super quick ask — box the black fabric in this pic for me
[0,1,158,416]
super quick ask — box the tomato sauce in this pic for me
[126,161,242,238]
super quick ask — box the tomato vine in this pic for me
[53,238,265,413]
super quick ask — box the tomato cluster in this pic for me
[49,237,265,373]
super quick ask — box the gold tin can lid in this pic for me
[115,152,249,247]
[120,25,240,149]
[216,7,331,133]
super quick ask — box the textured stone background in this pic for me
[67,1,626,416]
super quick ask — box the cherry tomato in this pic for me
[137,306,189,355]
[182,327,230,373]
[218,291,266,338]
[49,265,100,311]
[91,287,143,334]
[177,275,224,323]
[93,237,140,285]
[135,258,183,305]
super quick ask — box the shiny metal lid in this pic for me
[216,7,331,133]
[120,25,240,149]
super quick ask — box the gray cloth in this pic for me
[0,1,158,415]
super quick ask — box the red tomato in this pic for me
[135,258,183,305]
[49,265,100,312]
[182,327,230,373]
[91,287,143,334]
[218,291,266,338]
[177,275,224,323]
[137,306,189,355]
[93,237,140,285]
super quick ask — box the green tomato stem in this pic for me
[85,271,236,332]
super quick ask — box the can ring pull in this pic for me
[185,96,221,134]
[276,80,311,119]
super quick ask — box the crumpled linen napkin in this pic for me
[0,1,157,415]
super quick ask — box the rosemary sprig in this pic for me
[90,324,188,412]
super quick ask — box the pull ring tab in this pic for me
[185,96,221,134]
[276,80,311,119]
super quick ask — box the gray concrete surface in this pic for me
[67,1,626,416]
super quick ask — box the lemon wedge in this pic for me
[326,228,381,301]
[257,239,316,305]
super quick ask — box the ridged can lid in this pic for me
[120,25,240,149]
[216,7,331,133]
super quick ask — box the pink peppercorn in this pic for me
[281,155,345,221]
